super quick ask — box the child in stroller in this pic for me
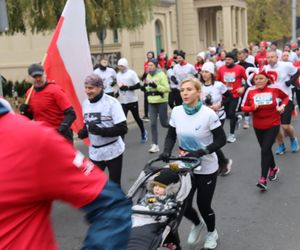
[127,157,201,250]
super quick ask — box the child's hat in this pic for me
[153,168,179,188]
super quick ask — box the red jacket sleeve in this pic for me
[277,88,289,106]
[241,89,255,113]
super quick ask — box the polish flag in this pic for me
[44,0,93,133]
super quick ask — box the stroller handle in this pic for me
[145,156,201,172]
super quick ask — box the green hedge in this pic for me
[2,80,32,98]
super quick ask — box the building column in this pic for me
[222,5,233,50]
[242,8,248,47]
[237,7,243,48]
[231,6,236,47]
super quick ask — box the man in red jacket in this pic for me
[0,98,132,250]
[255,41,268,67]
[216,52,247,142]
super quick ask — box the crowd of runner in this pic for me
[1,40,300,250]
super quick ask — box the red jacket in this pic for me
[242,85,289,129]
[255,51,268,67]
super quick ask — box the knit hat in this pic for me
[197,51,206,60]
[84,73,104,87]
[177,50,186,59]
[117,58,128,68]
[225,52,235,60]
[208,46,216,53]
[149,58,159,67]
[153,168,180,188]
[201,62,215,74]
[28,63,44,77]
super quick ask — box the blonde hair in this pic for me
[180,77,201,92]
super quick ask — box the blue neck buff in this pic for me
[182,100,202,115]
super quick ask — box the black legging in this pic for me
[216,119,228,166]
[254,126,280,179]
[225,97,240,134]
[144,91,149,117]
[91,154,123,185]
[168,88,182,109]
[184,171,218,232]
[122,102,145,137]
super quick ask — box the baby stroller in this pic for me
[127,156,201,250]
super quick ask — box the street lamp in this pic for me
[96,29,107,57]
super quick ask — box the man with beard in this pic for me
[19,63,76,143]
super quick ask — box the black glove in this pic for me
[88,121,103,135]
[149,81,157,88]
[158,152,171,162]
[140,85,146,91]
[78,126,88,139]
[115,92,120,98]
[170,76,178,85]
[285,80,292,87]
[185,148,209,158]
[120,85,129,91]
[57,123,69,135]
[19,103,29,114]
[111,81,117,87]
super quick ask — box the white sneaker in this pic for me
[227,134,236,143]
[149,144,160,153]
[204,229,218,249]
[187,220,205,245]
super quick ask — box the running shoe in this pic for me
[140,130,148,144]
[149,144,159,153]
[275,144,286,155]
[221,159,232,176]
[256,177,267,191]
[227,134,236,143]
[290,137,299,153]
[203,229,218,249]
[142,116,150,122]
[243,121,250,129]
[268,166,280,181]
[187,219,205,245]
[236,114,243,130]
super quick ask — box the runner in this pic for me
[173,50,197,81]
[145,58,170,153]
[255,41,268,67]
[116,58,147,144]
[195,51,206,73]
[159,77,226,249]
[200,61,233,176]
[141,51,156,122]
[241,68,289,191]
[78,74,128,185]
[216,52,247,142]
[264,51,300,154]
[167,60,182,109]
[93,58,117,97]
[19,63,76,143]
[0,98,132,250]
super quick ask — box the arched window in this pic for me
[155,20,163,55]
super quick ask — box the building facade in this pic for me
[0,0,247,81]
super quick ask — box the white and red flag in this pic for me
[44,0,93,133]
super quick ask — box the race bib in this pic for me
[224,72,236,83]
[254,93,273,105]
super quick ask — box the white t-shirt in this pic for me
[264,61,297,100]
[245,55,255,65]
[201,81,228,120]
[117,69,140,104]
[82,94,126,161]
[173,63,197,82]
[170,105,221,175]
[94,67,117,94]
[289,51,298,63]
[167,68,179,89]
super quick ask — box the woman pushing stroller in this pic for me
[159,77,227,249]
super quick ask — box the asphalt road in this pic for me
[52,115,300,250]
